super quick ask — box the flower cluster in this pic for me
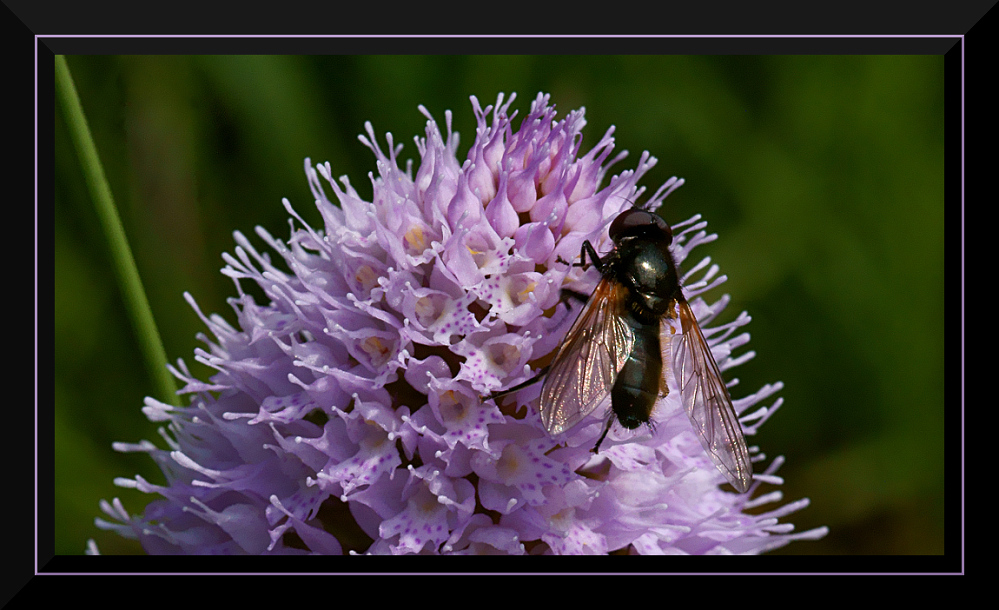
[97,92,826,555]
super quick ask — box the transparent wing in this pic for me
[673,299,753,493]
[540,279,634,435]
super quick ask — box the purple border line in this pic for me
[38,34,962,575]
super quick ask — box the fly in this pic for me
[491,208,753,493]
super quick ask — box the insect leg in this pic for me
[485,275,590,404]
[560,288,589,305]
[578,240,606,272]
[484,365,551,401]
[593,415,614,453]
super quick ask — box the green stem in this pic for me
[55,56,180,407]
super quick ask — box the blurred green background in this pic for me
[54,54,944,556]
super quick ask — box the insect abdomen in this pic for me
[610,320,662,430]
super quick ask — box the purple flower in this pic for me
[97,92,827,555]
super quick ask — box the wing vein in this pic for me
[540,280,634,435]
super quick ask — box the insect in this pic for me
[493,208,753,493]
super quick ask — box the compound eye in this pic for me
[609,209,649,237]
[609,208,672,243]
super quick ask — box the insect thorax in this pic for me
[617,240,679,323]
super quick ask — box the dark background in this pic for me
[53,52,945,556]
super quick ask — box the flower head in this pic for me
[98,92,827,555]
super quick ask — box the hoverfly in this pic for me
[493,208,753,493]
